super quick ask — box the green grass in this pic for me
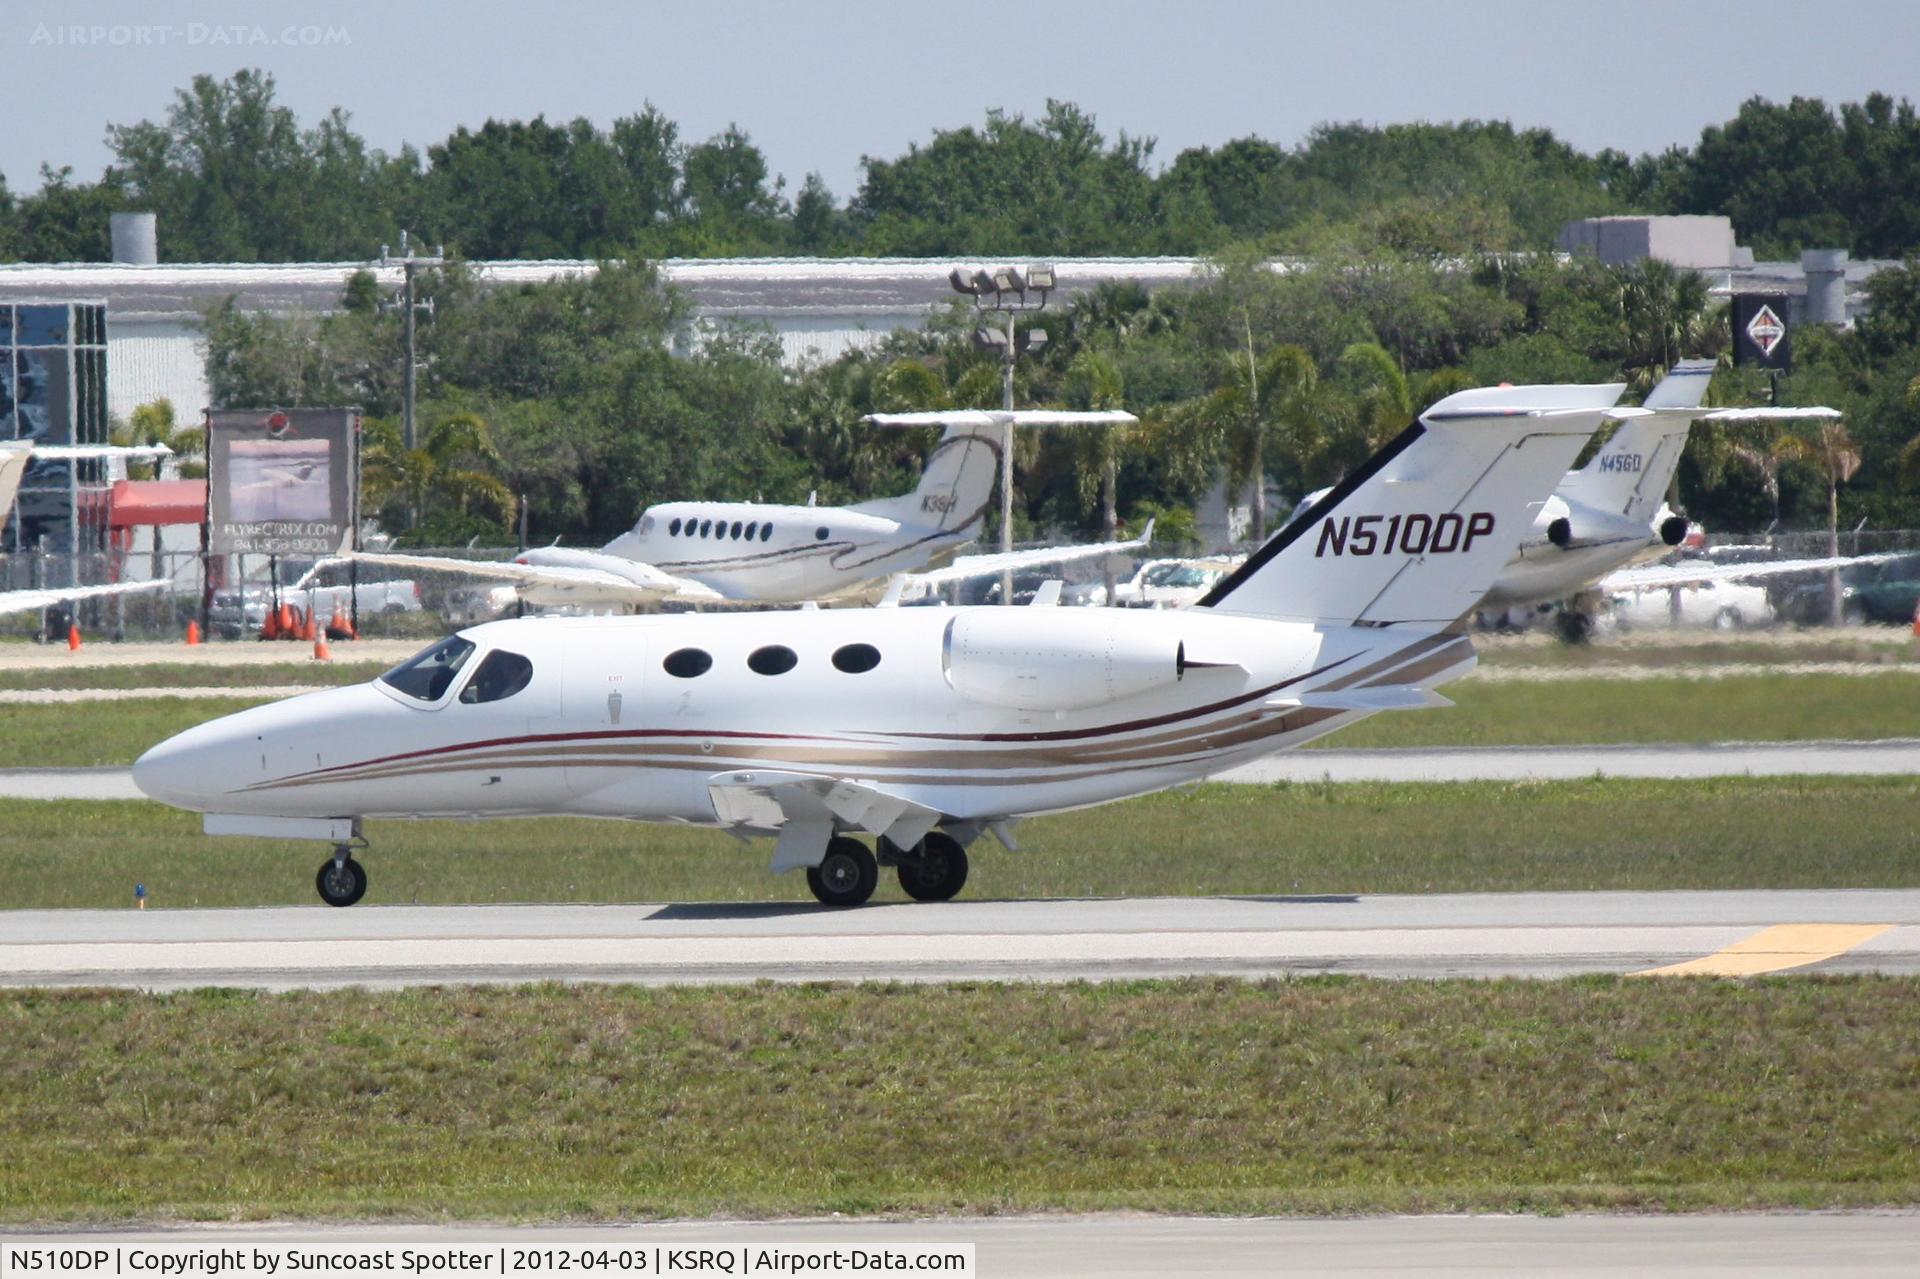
[1476,633,1920,669]
[7,775,1919,909]
[7,668,1914,769]
[1304,671,1920,749]
[2,977,1915,1222]
[0,662,383,692]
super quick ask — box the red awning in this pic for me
[108,480,207,528]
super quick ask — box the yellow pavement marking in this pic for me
[1635,923,1893,977]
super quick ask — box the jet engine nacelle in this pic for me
[942,610,1184,711]
[1539,502,1648,552]
[1659,514,1690,546]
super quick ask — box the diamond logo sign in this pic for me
[1746,303,1786,356]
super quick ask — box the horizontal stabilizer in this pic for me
[1271,687,1455,712]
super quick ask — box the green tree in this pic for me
[361,411,515,539]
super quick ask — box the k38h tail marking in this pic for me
[1314,511,1495,558]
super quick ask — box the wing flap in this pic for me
[706,770,944,871]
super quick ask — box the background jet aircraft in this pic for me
[1294,361,1880,637]
[321,410,1147,609]
[134,382,1615,909]
[0,440,178,617]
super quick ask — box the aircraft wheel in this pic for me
[897,831,969,903]
[806,836,877,907]
[315,853,367,907]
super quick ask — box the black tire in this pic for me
[806,836,878,907]
[896,831,970,903]
[315,855,367,907]
[1712,607,1742,632]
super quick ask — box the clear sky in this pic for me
[6,0,1919,201]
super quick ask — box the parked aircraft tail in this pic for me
[1195,385,1620,626]
[1559,358,1714,526]
[0,442,29,518]
[857,410,1135,532]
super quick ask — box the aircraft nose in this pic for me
[133,727,218,810]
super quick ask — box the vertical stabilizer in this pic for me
[1562,358,1715,524]
[1195,385,1620,626]
[0,442,31,521]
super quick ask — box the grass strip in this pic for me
[0,663,383,692]
[5,670,1920,769]
[2,977,1915,1222]
[5,775,1918,909]
[1476,634,1919,669]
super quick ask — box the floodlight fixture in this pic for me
[1026,264,1056,291]
[1018,327,1048,354]
[973,326,1010,351]
[948,267,981,295]
[972,269,997,295]
[993,266,1023,294]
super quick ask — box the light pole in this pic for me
[950,264,1053,603]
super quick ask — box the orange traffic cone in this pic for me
[313,632,331,662]
[67,624,81,651]
[299,609,317,642]
[261,607,279,640]
[277,603,296,637]
[185,619,201,646]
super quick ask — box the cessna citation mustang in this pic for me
[0,440,176,616]
[320,410,1147,609]
[134,383,1615,908]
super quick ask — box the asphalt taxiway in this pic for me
[3,889,1914,990]
[10,1213,1919,1277]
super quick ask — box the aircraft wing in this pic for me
[310,550,721,605]
[1602,551,1909,593]
[864,410,1137,428]
[0,577,171,618]
[706,769,943,871]
[906,519,1155,589]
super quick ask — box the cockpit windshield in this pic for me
[379,635,477,702]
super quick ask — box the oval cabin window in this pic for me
[747,645,798,676]
[668,517,682,536]
[760,523,773,541]
[831,643,881,674]
[663,647,713,679]
[815,526,829,541]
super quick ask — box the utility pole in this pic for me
[379,231,445,528]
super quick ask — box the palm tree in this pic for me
[1063,350,1130,599]
[1799,419,1863,627]
[109,398,204,581]
[1729,431,1806,529]
[1614,259,1723,393]
[361,410,515,539]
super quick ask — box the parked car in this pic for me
[210,565,424,638]
[1604,579,1774,632]
[1076,557,1237,609]
[1779,553,1920,626]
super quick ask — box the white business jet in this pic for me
[135,382,1614,908]
[321,411,1148,609]
[0,440,177,617]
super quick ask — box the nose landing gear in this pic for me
[316,843,368,907]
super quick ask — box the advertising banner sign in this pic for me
[207,408,357,554]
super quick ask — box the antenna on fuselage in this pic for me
[807,491,817,507]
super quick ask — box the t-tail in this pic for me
[1195,384,1621,626]
[857,410,1135,533]
[1559,357,1715,526]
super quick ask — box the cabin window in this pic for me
[745,521,758,540]
[639,515,655,535]
[700,519,713,537]
[815,526,829,541]
[663,647,713,679]
[459,649,534,704]
[668,517,682,536]
[831,643,881,674]
[730,520,743,539]
[760,523,773,541]
[747,644,798,676]
[380,635,476,702]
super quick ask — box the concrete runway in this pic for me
[10,1213,1918,1276]
[7,737,1920,803]
[4,890,1915,990]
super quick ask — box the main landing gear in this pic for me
[316,843,368,907]
[805,832,971,907]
